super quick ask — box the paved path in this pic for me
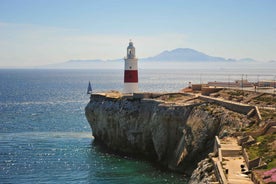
[225,156,252,184]
[219,137,253,184]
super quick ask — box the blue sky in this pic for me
[0,0,276,67]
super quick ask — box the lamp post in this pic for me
[274,76,276,109]
[273,75,276,97]
[241,74,244,91]
[256,74,260,92]
[228,74,230,89]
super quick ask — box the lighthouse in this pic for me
[124,41,138,93]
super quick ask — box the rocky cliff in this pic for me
[85,93,250,176]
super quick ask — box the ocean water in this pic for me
[0,69,189,184]
[0,69,274,183]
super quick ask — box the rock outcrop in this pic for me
[85,93,250,176]
[188,156,217,184]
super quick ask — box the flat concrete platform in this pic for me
[220,137,253,184]
[224,156,252,184]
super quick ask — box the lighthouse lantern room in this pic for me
[124,41,138,93]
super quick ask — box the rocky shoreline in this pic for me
[85,92,253,183]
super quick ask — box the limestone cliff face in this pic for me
[85,94,248,174]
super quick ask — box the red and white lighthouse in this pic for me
[124,41,138,93]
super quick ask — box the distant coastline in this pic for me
[33,47,276,69]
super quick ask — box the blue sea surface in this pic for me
[0,69,190,184]
[1,68,274,183]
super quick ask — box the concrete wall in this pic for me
[237,136,249,145]
[254,106,262,121]
[250,122,276,137]
[212,159,228,184]
[218,148,223,163]
[243,148,250,169]
[242,148,262,170]
[199,95,255,115]
[133,92,195,100]
[221,149,241,157]
[242,140,256,147]
[238,135,256,147]
[201,87,223,96]
[249,158,262,170]
[213,136,221,156]
[208,81,239,88]
[192,84,208,91]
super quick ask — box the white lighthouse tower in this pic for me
[124,41,138,93]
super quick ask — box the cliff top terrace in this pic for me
[90,91,201,105]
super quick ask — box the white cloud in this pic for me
[0,22,188,67]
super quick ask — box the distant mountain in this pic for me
[63,48,257,63]
[42,48,258,69]
[142,48,227,62]
[67,59,103,63]
[40,58,123,69]
[238,58,256,62]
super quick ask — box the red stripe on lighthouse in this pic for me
[124,70,138,83]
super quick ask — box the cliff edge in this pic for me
[85,92,252,178]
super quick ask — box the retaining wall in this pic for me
[221,149,241,157]
[201,87,223,96]
[242,148,262,170]
[214,136,221,156]
[212,159,228,184]
[199,95,257,115]
[250,122,276,137]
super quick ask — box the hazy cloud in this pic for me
[0,22,188,67]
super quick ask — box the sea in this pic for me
[0,68,275,183]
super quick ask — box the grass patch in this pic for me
[260,109,276,121]
[248,146,259,160]
[159,94,185,102]
[227,90,249,97]
[267,158,276,170]
[167,95,180,101]
[255,95,276,104]
[247,133,276,169]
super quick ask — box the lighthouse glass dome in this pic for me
[127,42,135,59]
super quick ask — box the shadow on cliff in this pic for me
[85,95,252,175]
